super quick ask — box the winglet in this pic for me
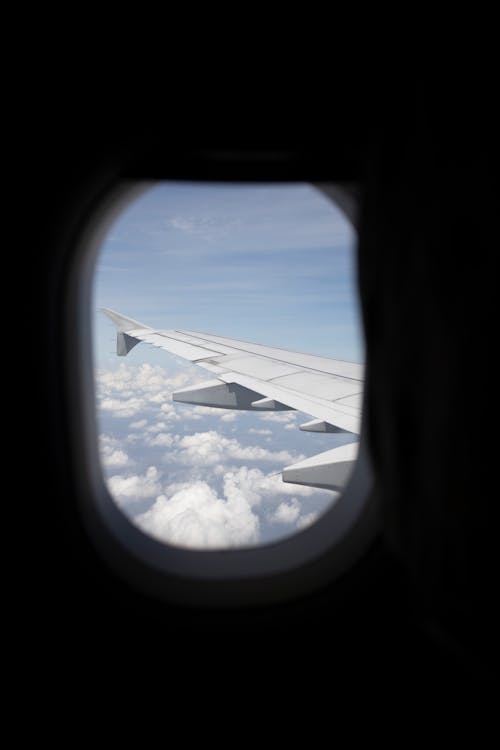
[100,307,146,332]
[100,308,146,357]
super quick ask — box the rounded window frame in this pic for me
[64,176,379,608]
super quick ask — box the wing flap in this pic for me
[218,371,360,433]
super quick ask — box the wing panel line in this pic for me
[177,330,363,382]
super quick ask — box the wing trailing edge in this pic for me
[101,307,363,492]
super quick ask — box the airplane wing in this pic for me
[101,308,363,492]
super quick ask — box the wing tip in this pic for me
[100,307,146,332]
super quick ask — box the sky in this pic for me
[92,182,363,549]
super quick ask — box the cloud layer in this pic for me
[136,480,259,549]
[97,363,338,548]
[134,465,325,549]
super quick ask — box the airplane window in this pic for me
[92,182,364,550]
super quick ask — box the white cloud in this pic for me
[222,466,263,508]
[170,430,301,467]
[169,216,195,232]
[148,392,169,404]
[270,499,301,524]
[96,363,206,419]
[104,449,129,468]
[167,215,237,244]
[159,402,181,419]
[135,480,259,549]
[297,511,320,530]
[97,364,336,546]
[220,412,237,422]
[130,419,148,430]
[105,455,333,547]
[258,412,297,424]
[126,432,144,443]
[146,433,175,447]
[145,421,168,433]
[168,404,238,421]
[188,405,226,416]
[99,434,131,468]
[236,466,323,499]
[107,466,162,507]
[100,396,144,418]
[213,466,330,533]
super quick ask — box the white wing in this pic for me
[101,308,363,491]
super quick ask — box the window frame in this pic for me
[63,170,379,608]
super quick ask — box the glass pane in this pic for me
[93,182,363,549]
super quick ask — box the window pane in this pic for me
[93,182,363,549]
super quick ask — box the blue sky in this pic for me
[92,182,363,548]
[93,182,363,366]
